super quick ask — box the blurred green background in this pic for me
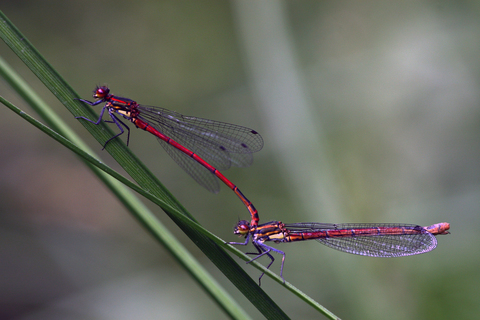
[1,1,477,319]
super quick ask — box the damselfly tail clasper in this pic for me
[230,220,450,284]
[77,86,263,226]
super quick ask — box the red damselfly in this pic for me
[230,220,450,284]
[76,86,263,226]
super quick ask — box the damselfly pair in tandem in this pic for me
[77,86,450,284]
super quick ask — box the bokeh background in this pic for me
[1,1,478,319]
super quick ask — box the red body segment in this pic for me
[134,116,260,227]
[282,223,450,242]
[425,222,450,235]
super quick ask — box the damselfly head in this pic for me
[234,220,250,236]
[93,86,110,99]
